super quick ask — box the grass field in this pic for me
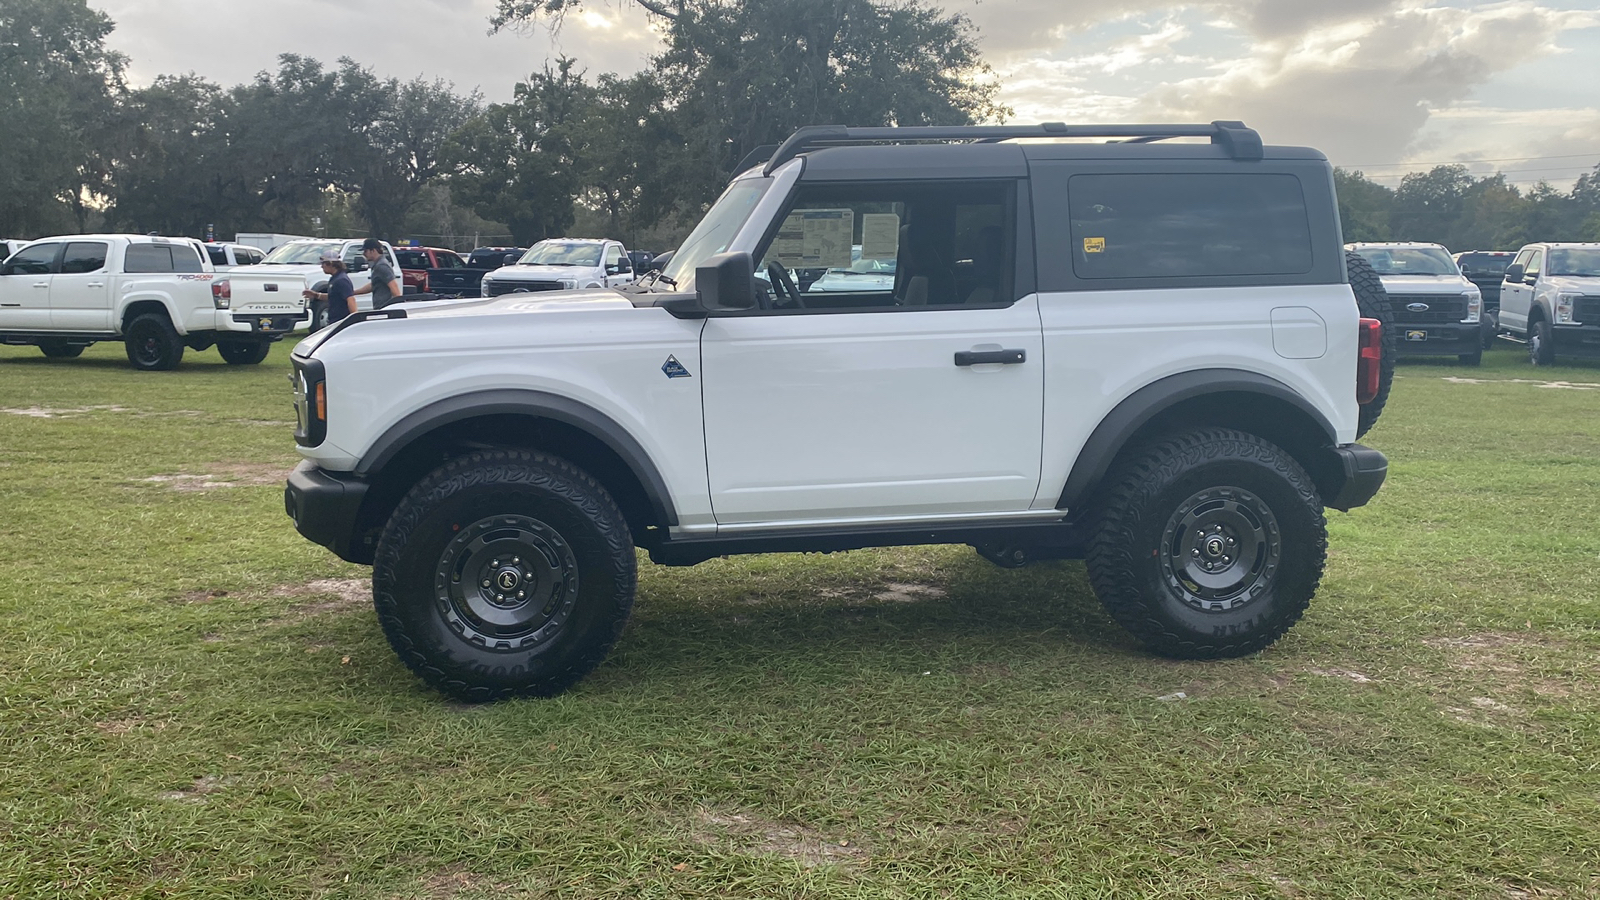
[2,339,1598,899]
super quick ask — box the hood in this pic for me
[486,263,599,280]
[232,263,321,283]
[1376,274,1471,292]
[1541,274,1600,292]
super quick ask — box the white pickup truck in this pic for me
[220,239,402,332]
[0,234,278,369]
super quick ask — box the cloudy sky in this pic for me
[93,0,1600,188]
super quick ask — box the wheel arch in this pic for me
[350,390,678,555]
[120,297,180,333]
[1058,370,1341,514]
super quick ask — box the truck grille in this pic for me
[484,280,564,297]
[1388,293,1466,324]
[1574,296,1600,325]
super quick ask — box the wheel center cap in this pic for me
[1204,536,1227,558]
[494,568,523,592]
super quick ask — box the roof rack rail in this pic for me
[759,120,1263,174]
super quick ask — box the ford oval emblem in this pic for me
[1406,302,1429,312]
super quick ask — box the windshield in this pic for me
[1353,247,1459,276]
[519,241,603,267]
[659,178,771,291]
[262,241,343,265]
[1548,248,1600,277]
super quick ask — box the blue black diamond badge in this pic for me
[661,355,691,379]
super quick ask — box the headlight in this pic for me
[1556,293,1579,324]
[1461,288,1480,323]
[291,359,327,447]
[562,279,579,290]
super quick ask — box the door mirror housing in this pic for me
[504,254,520,266]
[697,251,757,311]
[1503,263,1524,283]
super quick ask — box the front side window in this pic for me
[519,241,604,267]
[1548,248,1600,276]
[604,245,623,267]
[1525,250,1544,279]
[1068,173,1313,279]
[61,242,108,274]
[4,243,60,275]
[754,180,1014,311]
[1352,246,1458,276]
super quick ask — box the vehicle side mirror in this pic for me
[617,260,631,273]
[1502,264,1523,283]
[697,251,756,311]
[0,263,12,276]
[504,254,519,266]
[349,261,368,273]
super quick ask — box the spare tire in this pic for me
[1347,251,1395,439]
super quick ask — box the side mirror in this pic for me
[1502,264,1523,283]
[504,254,519,266]
[349,261,368,273]
[697,251,756,311]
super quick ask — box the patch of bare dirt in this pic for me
[692,809,867,868]
[2,404,131,418]
[871,583,947,603]
[1422,632,1576,700]
[1442,376,1600,391]
[1308,667,1376,683]
[156,774,230,803]
[180,589,231,604]
[140,463,292,492]
[416,866,512,899]
[270,578,370,618]
[95,717,172,735]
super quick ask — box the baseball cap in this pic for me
[318,249,340,263]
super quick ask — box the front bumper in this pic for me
[1552,323,1600,358]
[1392,321,1480,356]
[1325,444,1387,511]
[285,461,372,564]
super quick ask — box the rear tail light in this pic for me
[1357,317,1382,405]
[211,278,231,309]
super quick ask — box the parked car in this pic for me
[1498,242,1600,365]
[478,238,636,297]
[1454,250,1516,348]
[204,241,267,271]
[0,234,277,369]
[627,250,654,273]
[285,120,1390,701]
[394,247,466,293]
[1345,242,1484,365]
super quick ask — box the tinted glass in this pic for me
[395,250,431,269]
[124,244,175,273]
[241,249,263,265]
[173,243,203,273]
[6,243,59,274]
[1456,252,1512,274]
[61,242,108,274]
[519,241,604,267]
[1351,247,1457,276]
[1068,174,1313,279]
[264,242,342,265]
[207,246,228,265]
[1548,248,1600,276]
[439,252,464,268]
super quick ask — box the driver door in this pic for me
[1500,248,1539,333]
[0,242,61,330]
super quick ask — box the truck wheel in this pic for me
[1085,428,1327,660]
[1529,317,1555,366]
[1457,347,1482,366]
[218,340,270,365]
[310,300,330,332]
[373,449,637,701]
[39,341,85,359]
[124,312,185,371]
[1347,251,1395,439]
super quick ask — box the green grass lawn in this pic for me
[2,339,1597,899]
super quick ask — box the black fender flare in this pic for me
[356,389,679,526]
[1057,369,1338,511]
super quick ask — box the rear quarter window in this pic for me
[124,244,176,273]
[1068,173,1313,280]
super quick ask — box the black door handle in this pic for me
[955,348,1026,366]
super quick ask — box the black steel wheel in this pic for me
[310,299,330,332]
[373,450,636,701]
[123,312,185,371]
[1529,317,1555,366]
[1086,428,1326,659]
[1347,251,1395,439]
[217,340,270,365]
[39,341,85,359]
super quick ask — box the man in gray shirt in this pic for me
[354,238,402,309]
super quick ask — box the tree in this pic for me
[0,0,125,234]
[1390,165,1474,244]
[104,74,232,236]
[1333,169,1393,242]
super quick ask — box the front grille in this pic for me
[1574,296,1600,325]
[484,280,564,297]
[1388,293,1466,324]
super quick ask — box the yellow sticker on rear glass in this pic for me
[1084,237,1105,253]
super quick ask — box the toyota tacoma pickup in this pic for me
[220,238,403,333]
[0,233,276,368]
[286,121,1391,701]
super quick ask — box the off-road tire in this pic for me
[218,340,270,365]
[1347,251,1395,439]
[39,341,85,359]
[310,300,330,332]
[1529,317,1555,366]
[1086,428,1327,660]
[373,449,637,701]
[123,312,185,371]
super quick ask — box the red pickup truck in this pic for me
[394,247,466,293]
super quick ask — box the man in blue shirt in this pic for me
[303,249,356,327]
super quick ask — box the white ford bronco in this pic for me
[285,122,1391,701]
[0,234,278,369]
[1496,242,1600,365]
